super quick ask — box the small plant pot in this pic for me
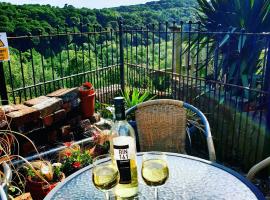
[25,173,65,200]
[80,93,95,118]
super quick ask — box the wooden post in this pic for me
[0,62,8,105]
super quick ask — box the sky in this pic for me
[0,0,159,9]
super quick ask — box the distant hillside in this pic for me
[114,0,198,26]
[0,0,198,36]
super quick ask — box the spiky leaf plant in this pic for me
[195,0,270,99]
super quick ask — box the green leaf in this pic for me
[238,35,246,53]
[250,0,254,8]
[219,97,224,104]
[219,28,236,48]
[241,74,249,98]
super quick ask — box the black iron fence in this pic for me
[0,20,270,170]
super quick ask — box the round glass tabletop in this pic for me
[45,152,264,200]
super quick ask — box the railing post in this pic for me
[262,36,270,161]
[0,62,8,105]
[262,37,270,132]
[118,18,125,92]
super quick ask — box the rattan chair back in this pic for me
[135,99,186,153]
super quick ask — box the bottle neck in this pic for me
[115,104,126,121]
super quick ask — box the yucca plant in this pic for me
[122,87,156,109]
[195,0,270,99]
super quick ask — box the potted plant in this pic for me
[58,142,80,161]
[60,149,92,176]
[88,129,111,157]
[24,160,65,200]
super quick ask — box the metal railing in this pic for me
[0,20,270,170]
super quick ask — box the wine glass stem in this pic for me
[155,187,158,200]
[104,191,109,200]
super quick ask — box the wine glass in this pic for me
[141,152,169,200]
[92,154,119,200]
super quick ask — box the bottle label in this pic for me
[113,136,135,184]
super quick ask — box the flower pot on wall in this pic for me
[25,173,65,200]
[79,82,95,118]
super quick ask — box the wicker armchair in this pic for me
[126,99,216,161]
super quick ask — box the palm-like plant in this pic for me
[122,87,156,109]
[197,0,270,32]
[196,0,270,99]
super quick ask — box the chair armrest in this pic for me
[183,102,216,162]
[247,157,270,180]
[206,136,216,162]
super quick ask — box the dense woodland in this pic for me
[0,0,198,36]
[0,0,199,100]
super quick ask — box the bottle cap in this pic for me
[114,97,125,105]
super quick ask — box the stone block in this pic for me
[21,141,37,156]
[42,114,54,127]
[54,109,66,123]
[32,97,62,118]
[61,125,72,137]
[47,130,58,144]
[62,102,72,112]
[47,88,79,103]
[1,104,29,114]
[80,119,92,132]
[68,115,82,127]
[0,107,7,128]
[61,125,74,141]
[24,96,51,107]
[71,98,80,108]
[6,107,40,127]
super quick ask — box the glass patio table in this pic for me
[44,152,265,200]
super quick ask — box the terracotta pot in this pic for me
[25,173,65,200]
[80,93,95,118]
[79,82,95,118]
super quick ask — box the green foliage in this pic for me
[0,0,197,103]
[0,0,197,39]
[196,0,270,99]
[25,167,35,178]
[52,164,62,181]
[151,72,171,91]
[95,101,114,119]
[60,149,92,176]
[197,0,270,32]
[23,160,62,182]
[122,87,155,109]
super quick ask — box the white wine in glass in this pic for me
[92,154,119,200]
[141,152,169,199]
